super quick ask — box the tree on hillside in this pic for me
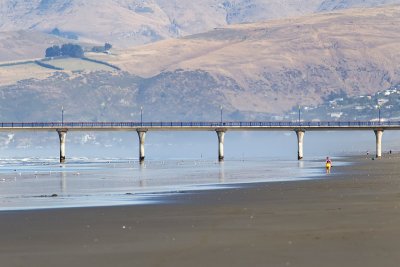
[91,43,113,53]
[49,27,79,40]
[61,43,84,58]
[91,46,104,52]
[45,45,61,57]
[45,43,84,58]
[105,43,112,51]
[50,28,61,36]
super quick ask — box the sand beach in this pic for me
[1,155,400,267]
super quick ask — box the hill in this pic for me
[0,30,71,61]
[104,5,400,113]
[0,57,119,86]
[317,0,399,11]
[0,5,400,122]
[1,0,398,48]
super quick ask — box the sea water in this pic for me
[0,156,331,211]
[1,129,385,211]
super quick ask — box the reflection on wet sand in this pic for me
[60,166,67,193]
[0,158,324,210]
[138,163,147,188]
[219,162,225,183]
[298,160,304,169]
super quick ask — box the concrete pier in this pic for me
[374,129,383,158]
[216,130,225,162]
[137,130,147,163]
[296,130,305,160]
[0,120,398,162]
[57,130,67,163]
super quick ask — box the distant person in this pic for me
[390,150,392,154]
[366,150,369,158]
[325,157,332,174]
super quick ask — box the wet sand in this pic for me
[1,155,400,267]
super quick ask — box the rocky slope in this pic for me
[317,0,399,11]
[106,5,400,114]
[1,0,398,49]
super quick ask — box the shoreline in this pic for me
[1,155,400,266]
[0,157,325,211]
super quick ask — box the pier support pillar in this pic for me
[57,130,67,163]
[296,130,305,160]
[374,129,384,158]
[216,130,226,162]
[137,130,147,163]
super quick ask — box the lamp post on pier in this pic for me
[298,105,301,125]
[61,106,64,126]
[378,105,381,124]
[220,106,223,124]
[140,106,143,126]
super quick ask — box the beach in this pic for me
[1,155,400,267]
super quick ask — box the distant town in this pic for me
[285,83,400,122]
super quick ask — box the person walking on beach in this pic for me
[325,157,332,174]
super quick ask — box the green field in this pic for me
[0,63,55,86]
[48,58,116,71]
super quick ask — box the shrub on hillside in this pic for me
[60,44,84,58]
[45,43,84,58]
[50,28,78,40]
[104,43,112,51]
[91,43,113,53]
[45,45,61,57]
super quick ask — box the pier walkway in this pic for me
[0,121,393,162]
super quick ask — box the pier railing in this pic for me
[0,121,397,129]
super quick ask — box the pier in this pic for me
[0,121,393,162]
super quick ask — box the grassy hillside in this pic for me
[1,0,397,48]
[103,5,400,113]
[0,30,71,61]
[0,57,118,86]
[317,0,399,11]
[0,5,399,122]
[0,62,55,87]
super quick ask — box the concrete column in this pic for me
[296,130,305,160]
[57,130,67,163]
[374,129,384,158]
[137,130,147,163]
[216,130,225,162]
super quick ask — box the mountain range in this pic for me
[1,0,399,48]
[0,0,399,123]
[106,4,400,114]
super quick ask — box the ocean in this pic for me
[1,129,394,211]
[0,156,330,211]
